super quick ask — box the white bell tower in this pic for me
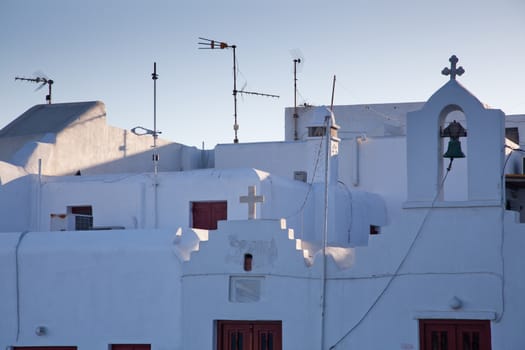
[405,56,505,206]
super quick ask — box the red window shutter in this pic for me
[218,322,253,350]
[217,320,282,350]
[70,206,92,215]
[419,319,491,350]
[254,323,282,350]
[192,201,227,230]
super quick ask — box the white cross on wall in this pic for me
[239,185,264,220]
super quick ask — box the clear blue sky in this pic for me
[1,0,524,147]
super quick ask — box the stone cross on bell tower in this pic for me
[441,55,465,80]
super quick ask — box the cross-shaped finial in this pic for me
[441,55,465,80]
[239,186,264,220]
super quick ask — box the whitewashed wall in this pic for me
[0,230,184,350]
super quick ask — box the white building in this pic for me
[1,56,524,350]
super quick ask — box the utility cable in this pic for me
[496,146,517,322]
[15,230,29,342]
[329,159,453,349]
[283,117,328,222]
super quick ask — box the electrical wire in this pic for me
[337,180,354,244]
[283,117,329,222]
[15,230,29,342]
[495,145,521,322]
[329,159,454,349]
[337,79,405,126]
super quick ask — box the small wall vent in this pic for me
[294,171,307,182]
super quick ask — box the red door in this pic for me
[219,321,253,350]
[253,322,282,350]
[420,320,491,350]
[218,320,282,350]
[192,201,227,230]
[421,323,457,350]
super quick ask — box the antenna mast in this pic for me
[129,62,162,229]
[130,62,162,170]
[198,37,279,143]
[293,58,301,141]
[15,76,54,104]
[330,75,336,112]
[152,62,160,172]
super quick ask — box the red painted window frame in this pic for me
[192,201,227,230]
[70,205,92,215]
[419,319,491,350]
[217,320,282,350]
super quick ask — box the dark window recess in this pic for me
[192,201,227,230]
[75,215,93,230]
[217,320,282,350]
[370,225,380,235]
[506,127,519,145]
[419,319,491,350]
[112,345,151,350]
[308,126,326,137]
[244,254,253,271]
[293,171,307,182]
[70,206,92,215]
[68,205,93,230]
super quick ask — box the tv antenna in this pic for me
[15,75,54,104]
[198,37,279,143]
[293,57,302,140]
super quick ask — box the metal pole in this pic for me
[37,158,42,231]
[152,62,158,150]
[321,113,331,350]
[152,62,159,175]
[330,75,336,112]
[47,80,53,104]
[293,59,300,141]
[322,76,336,349]
[152,62,159,229]
[232,45,239,143]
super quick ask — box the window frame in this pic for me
[419,319,491,350]
[217,320,282,350]
[191,200,227,230]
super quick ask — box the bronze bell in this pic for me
[441,120,467,159]
[444,139,465,158]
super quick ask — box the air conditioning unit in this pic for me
[68,214,93,231]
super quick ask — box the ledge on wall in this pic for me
[412,311,497,320]
[402,200,501,209]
